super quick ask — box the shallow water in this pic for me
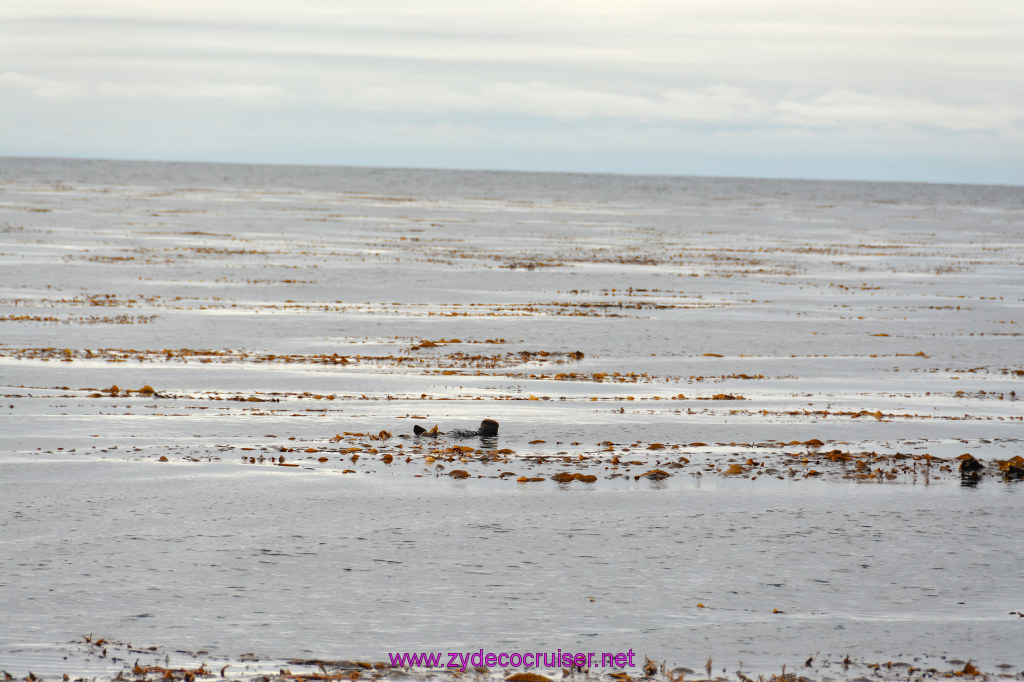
[1,157,1022,678]
[2,458,1023,677]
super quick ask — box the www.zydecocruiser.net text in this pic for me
[388,649,637,672]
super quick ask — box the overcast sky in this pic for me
[2,0,1022,184]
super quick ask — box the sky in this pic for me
[1,0,1022,184]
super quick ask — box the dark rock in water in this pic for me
[1004,464,1024,481]
[413,419,498,439]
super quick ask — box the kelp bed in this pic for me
[12,634,1024,682]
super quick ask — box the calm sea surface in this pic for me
[1,158,1022,678]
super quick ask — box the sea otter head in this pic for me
[478,419,499,437]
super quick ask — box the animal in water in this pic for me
[958,454,984,479]
[413,419,499,439]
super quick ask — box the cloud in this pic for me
[2,0,1021,182]
[476,82,769,123]
[321,79,1021,134]
[326,80,768,123]
[775,90,1022,132]
[0,70,284,104]
[3,66,1019,135]
[97,80,285,102]
[0,70,88,100]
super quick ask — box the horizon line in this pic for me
[2,153,1021,190]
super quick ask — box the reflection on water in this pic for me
[1,158,1023,677]
[2,459,1022,675]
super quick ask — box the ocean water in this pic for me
[1,157,1022,679]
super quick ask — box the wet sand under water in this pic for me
[1,158,1023,679]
